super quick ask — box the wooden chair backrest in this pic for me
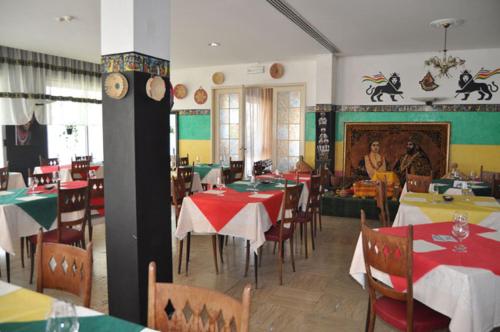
[178,154,189,167]
[375,181,390,227]
[35,231,93,308]
[39,156,59,166]
[307,174,321,210]
[148,262,251,332]
[56,183,89,241]
[279,182,301,238]
[75,155,92,162]
[222,167,232,184]
[33,172,56,185]
[252,161,264,176]
[493,178,500,199]
[0,166,9,190]
[230,159,245,182]
[480,165,499,186]
[177,166,194,194]
[406,173,431,193]
[88,178,104,209]
[71,160,90,181]
[171,176,186,222]
[360,210,413,324]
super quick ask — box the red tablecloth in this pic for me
[39,164,100,173]
[379,222,500,291]
[190,188,283,232]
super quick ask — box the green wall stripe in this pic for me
[335,112,500,145]
[305,112,315,142]
[178,114,211,140]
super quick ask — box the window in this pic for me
[214,89,243,162]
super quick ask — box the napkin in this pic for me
[0,191,13,196]
[274,183,286,188]
[474,201,500,208]
[233,181,251,185]
[17,196,44,201]
[249,193,273,199]
[477,232,500,242]
[202,190,225,195]
[432,234,457,242]
[413,240,446,253]
[402,197,427,202]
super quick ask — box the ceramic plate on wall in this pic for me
[104,73,128,100]
[194,87,208,104]
[212,72,225,85]
[146,76,166,101]
[174,84,188,99]
[270,63,284,79]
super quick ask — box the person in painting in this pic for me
[393,136,432,184]
[356,140,387,178]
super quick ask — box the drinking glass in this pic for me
[45,300,79,332]
[428,185,439,204]
[461,186,472,201]
[250,176,258,193]
[451,212,469,253]
[216,176,222,190]
[195,155,200,165]
[88,170,96,179]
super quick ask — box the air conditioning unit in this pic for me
[247,65,265,75]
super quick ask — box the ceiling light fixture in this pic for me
[425,18,465,78]
[55,15,75,23]
[208,42,220,47]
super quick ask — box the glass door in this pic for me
[213,88,244,163]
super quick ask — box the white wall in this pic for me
[171,58,319,109]
[335,48,500,105]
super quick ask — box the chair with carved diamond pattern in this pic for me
[178,154,189,167]
[39,155,59,166]
[295,174,320,259]
[360,210,450,332]
[406,173,432,193]
[148,261,251,332]
[34,230,93,308]
[229,158,245,182]
[33,172,57,186]
[29,182,90,283]
[75,155,93,162]
[177,166,194,196]
[88,178,105,242]
[71,160,90,181]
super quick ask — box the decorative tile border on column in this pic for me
[101,51,170,77]
[334,104,500,112]
[172,109,210,115]
[306,104,335,112]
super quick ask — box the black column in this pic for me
[102,52,172,324]
[315,104,335,171]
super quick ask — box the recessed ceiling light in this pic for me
[208,42,220,47]
[55,15,75,23]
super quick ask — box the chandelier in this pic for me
[425,18,465,78]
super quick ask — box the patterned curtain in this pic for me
[0,45,101,125]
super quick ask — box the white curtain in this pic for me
[0,46,101,126]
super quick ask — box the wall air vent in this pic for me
[266,0,338,53]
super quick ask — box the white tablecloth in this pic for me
[192,173,203,192]
[199,168,222,185]
[349,234,500,332]
[8,172,26,189]
[33,164,104,182]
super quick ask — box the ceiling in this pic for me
[1,0,499,68]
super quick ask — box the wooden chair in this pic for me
[254,182,300,285]
[39,156,59,166]
[35,230,93,308]
[375,181,390,227]
[148,261,251,332]
[32,172,57,185]
[480,165,499,187]
[29,183,90,283]
[171,176,186,275]
[406,174,432,193]
[315,165,330,234]
[178,154,189,167]
[177,166,194,195]
[0,165,9,190]
[75,155,92,162]
[295,174,321,258]
[493,178,500,199]
[71,160,90,181]
[221,167,232,185]
[88,178,105,242]
[360,210,450,332]
[230,159,245,182]
[252,160,264,176]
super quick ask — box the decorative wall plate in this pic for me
[270,63,284,79]
[194,87,208,104]
[104,73,128,100]
[174,84,188,99]
[146,76,166,101]
[212,72,225,85]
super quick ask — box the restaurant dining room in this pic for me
[1,0,500,331]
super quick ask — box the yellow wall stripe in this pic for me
[179,140,212,164]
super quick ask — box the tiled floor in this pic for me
[1,215,400,331]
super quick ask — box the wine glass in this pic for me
[428,185,439,204]
[216,176,222,190]
[451,212,469,253]
[461,184,472,201]
[196,155,200,165]
[250,176,258,193]
[45,300,79,332]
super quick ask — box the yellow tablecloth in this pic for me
[371,171,400,185]
[400,193,500,225]
[0,288,52,323]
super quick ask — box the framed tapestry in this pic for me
[344,122,450,178]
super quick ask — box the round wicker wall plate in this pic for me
[194,87,208,104]
[174,84,188,99]
[270,63,284,79]
[212,72,225,85]
[104,73,128,100]
[146,76,166,101]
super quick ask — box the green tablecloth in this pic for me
[0,315,144,332]
[0,188,57,230]
[193,164,228,180]
[227,179,300,193]
[432,179,491,196]
[321,193,399,220]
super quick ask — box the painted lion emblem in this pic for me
[365,73,403,102]
[456,70,498,100]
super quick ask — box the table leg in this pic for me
[218,235,224,264]
[254,252,258,289]
[211,235,219,274]
[6,252,10,283]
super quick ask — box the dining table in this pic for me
[7,172,26,190]
[400,179,492,197]
[349,222,500,332]
[394,192,500,231]
[0,280,153,331]
[33,163,104,182]
[193,163,228,185]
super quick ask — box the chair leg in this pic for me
[26,238,30,258]
[218,235,224,264]
[211,235,219,274]
[225,235,229,246]
[185,233,191,276]
[273,242,277,254]
[88,218,93,242]
[258,246,263,267]
[6,253,10,283]
[20,237,25,268]
[311,220,316,251]
[278,241,284,285]
[299,223,303,244]
[290,238,296,272]
[367,297,376,332]
[29,243,35,284]
[244,240,250,277]
[177,239,184,274]
[318,209,323,231]
[304,222,308,259]
[254,252,258,289]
